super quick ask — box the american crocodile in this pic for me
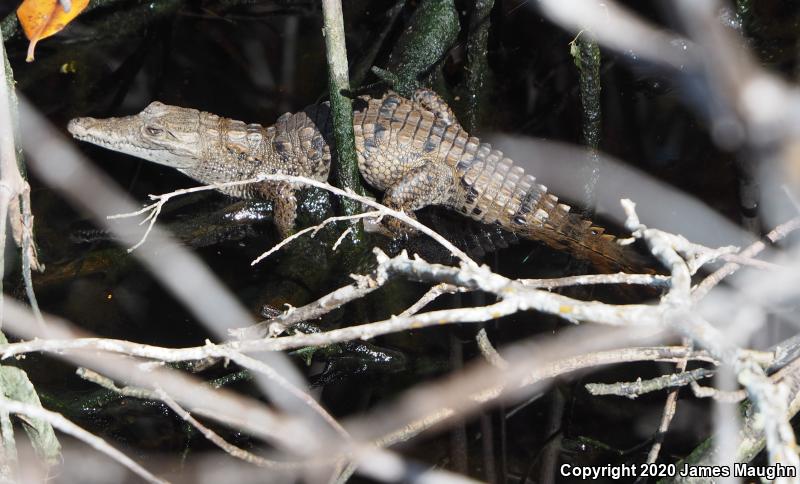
[68,89,649,272]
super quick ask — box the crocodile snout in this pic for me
[67,117,93,139]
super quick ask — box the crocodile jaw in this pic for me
[68,102,203,170]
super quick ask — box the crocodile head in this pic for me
[68,102,203,170]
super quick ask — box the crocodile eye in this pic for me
[145,126,163,136]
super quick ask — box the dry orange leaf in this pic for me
[17,0,88,62]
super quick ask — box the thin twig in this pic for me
[220,349,351,442]
[689,381,746,403]
[521,272,669,289]
[586,367,713,398]
[0,298,316,456]
[622,199,800,474]
[0,396,165,484]
[77,369,341,470]
[476,329,508,369]
[646,338,691,465]
[110,174,477,267]
[251,211,380,264]
[232,265,393,340]
[693,217,800,300]
[398,283,463,317]
[157,389,305,469]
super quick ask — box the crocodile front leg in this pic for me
[256,182,298,238]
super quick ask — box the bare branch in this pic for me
[646,338,691,465]
[0,396,165,484]
[520,272,669,289]
[108,174,478,267]
[622,199,800,474]
[251,211,381,265]
[157,389,309,470]
[476,329,508,369]
[0,298,320,455]
[586,367,713,399]
[398,283,463,318]
[693,217,800,300]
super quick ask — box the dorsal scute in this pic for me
[245,123,264,150]
[224,119,249,153]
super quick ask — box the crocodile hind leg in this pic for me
[256,182,297,238]
[412,88,462,130]
[380,159,455,235]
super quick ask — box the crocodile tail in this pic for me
[453,143,652,274]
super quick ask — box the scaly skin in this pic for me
[68,90,648,272]
[68,102,331,237]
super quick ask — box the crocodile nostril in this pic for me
[67,118,90,137]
